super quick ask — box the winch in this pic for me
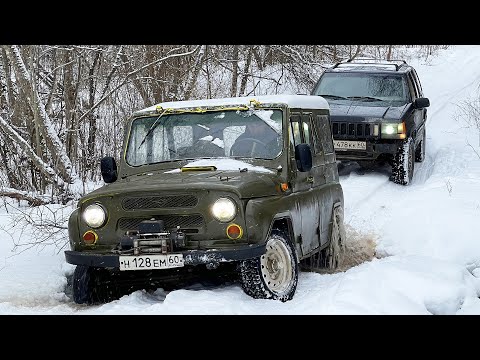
[117,219,186,255]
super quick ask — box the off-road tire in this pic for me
[239,230,298,302]
[72,265,120,305]
[322,205,346,270]
[415,128,426,162]
[391,137,415,185]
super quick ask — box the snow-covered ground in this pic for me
[1,45,480,314]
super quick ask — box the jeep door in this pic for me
[406,70,427,144]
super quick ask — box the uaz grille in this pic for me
[118,214,204,231]
[122,195,198,210]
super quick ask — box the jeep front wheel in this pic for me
[239,230,298,302]
[391,137,415,185]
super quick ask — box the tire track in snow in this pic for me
[424,50,480,123]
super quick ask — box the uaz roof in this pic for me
[135,94,329,116]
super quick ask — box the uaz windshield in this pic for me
[125,109,283,166]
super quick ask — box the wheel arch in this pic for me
[68,208,81,251]
[269,214,298,262]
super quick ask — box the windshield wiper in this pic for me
[346,96,383,102]
[317,94,348,100]
[137,108,168,150]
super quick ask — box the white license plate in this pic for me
[119,254,184,271]
[334,140,366,151]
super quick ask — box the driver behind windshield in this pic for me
[231,119,281,158]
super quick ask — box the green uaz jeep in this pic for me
[65,94,346,304]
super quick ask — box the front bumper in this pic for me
[335,141,401,161]
[65,243,266,268]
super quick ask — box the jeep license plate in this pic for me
[119,254,184,271]
[334,140,366,151]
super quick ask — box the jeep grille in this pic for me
[331,121,378,139]
[118,214,204,231]
[122,195,198,210]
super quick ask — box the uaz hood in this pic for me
[80,169,282,204]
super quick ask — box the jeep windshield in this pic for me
[314,73,409,106]
[125,109,283,166]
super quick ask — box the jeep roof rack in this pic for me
[332,58,408,71]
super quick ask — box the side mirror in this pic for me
[414,97,430,109]
[295,143,312,172]
[100,156,118,183]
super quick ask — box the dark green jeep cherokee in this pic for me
[312,59,430,185]
[65,95,346,304]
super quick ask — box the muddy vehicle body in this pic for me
[65,94,346,304]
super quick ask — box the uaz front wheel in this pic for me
[239,230,298,302]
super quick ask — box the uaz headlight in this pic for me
[83,203,107,228]
[211,198,236,222]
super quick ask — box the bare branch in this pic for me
[77,45,201,123]
[0,114,67,191]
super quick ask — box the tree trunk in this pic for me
[64,50,77,164]
[239,46,253,96]
[230,45,239,97]
[2,45,76,184]
[205,45,212,98]
[87,51,101,173]
[0,137,20,189]
[252,45,264,71]
[184,45,205,100]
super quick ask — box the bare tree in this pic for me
[454,90,480,159]
[2,45,76,185]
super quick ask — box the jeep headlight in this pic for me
[381,122,406,139]
[211,198,236,222]
[83,203,107,228]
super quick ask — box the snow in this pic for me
[164,158,274,174]
[136,94,330,114]
[254,109,282,134]
[2,45,480,314]
[198,136,224,148]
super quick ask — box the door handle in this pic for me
[306,176,314,183]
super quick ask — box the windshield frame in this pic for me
[313,72,410,106]
[123,107,286,168]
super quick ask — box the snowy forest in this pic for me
[0,45,447,205]
[4,44,480,314]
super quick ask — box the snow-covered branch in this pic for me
[2,45,77,184]
[0,187,50,206]
[0,114,68,192]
